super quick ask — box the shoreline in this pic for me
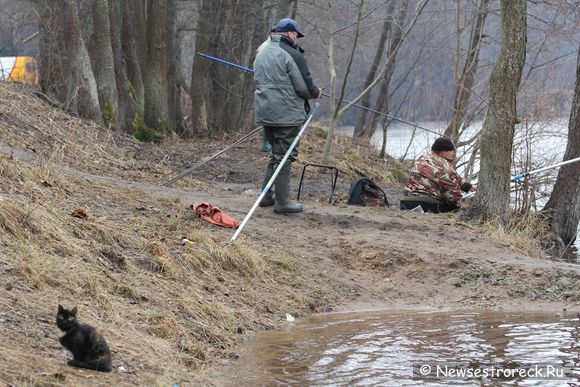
[0,83,578,385]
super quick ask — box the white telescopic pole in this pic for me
[229,103,320,242]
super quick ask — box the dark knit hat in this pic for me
[431,137,455,152]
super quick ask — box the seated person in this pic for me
[400,137,473,213]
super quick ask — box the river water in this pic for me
[216,309,579,386]
[213,124,579,386]
[340,120,579,257]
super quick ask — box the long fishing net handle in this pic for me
[230,103,320,242]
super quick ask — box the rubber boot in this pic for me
[259,164,275,207]
[261,132,272,152]
[274,163,303,214]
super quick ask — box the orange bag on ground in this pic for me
[191,202,240,229]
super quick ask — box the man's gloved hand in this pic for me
[461,181,473,193]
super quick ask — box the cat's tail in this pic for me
[69,358,112,372]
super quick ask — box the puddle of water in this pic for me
[215,310,579,386]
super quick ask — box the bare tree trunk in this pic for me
[166,0,185,134]
[86,0,119,129]
[542,43,580,247]
[453,0,462,93]
[276,0,294,19]
[207,1,257,133]
[133,0,147,68]
[466,0,527,222]
[444,0,490,139]
[37,0,101,123]
[337,0,427,116]
[322,0,429,163]
[239,0,267,131]
[290,0,298,19]
[362,0,410,142]
[190,0,220,136]
[143,0,170,130]
[352,0,396,140]
[323,0,364,163]
[108,0,139,132]
[122,0,145,108]
[190,0,263,137]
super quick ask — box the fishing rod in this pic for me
[195,52,256,74]
[194,51,447,138]
[462,156,580,199]
[319,92,446,138]
[162,125,263,186]
[511,156,580,181]
[230,103,320,242]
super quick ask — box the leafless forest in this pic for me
[0,0,578,247]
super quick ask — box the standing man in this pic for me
[254,18,321,214]
[255,28,276,153]
[400,137,474,213]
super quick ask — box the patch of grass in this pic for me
[481,212,550,258]
[144,241,181,278]
[181,299,238,349]
[133,111,165,143]
[115,284,143,301]
[0,200,33,238]
[389,168,407,184]
[103,100,116,127]
[266,252,299,272]
[149,313,180,340]
[181,230,265,277]
[15,264,43,290]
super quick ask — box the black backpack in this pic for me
[348,178,389,207]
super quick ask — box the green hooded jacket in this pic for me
[253,34,319,127]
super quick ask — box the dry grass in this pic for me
[0,147,304,384]
[0,84,137,174]
[299,125,408,188]
[15,264,43,290]
[0,83,393,385]
[481,212,550,258]
[143,241,182,278]
[180,229,266,277]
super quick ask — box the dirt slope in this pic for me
[0,84,578,386]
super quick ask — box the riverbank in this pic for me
[0,84,578,385]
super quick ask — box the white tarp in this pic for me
[0,57,17,81]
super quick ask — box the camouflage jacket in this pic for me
[404,151,467,205]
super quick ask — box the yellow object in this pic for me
[0,56,38,85]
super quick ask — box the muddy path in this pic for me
[4,141,579,314]
[3,84,580,386]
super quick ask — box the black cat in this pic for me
[56,305,112,372]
